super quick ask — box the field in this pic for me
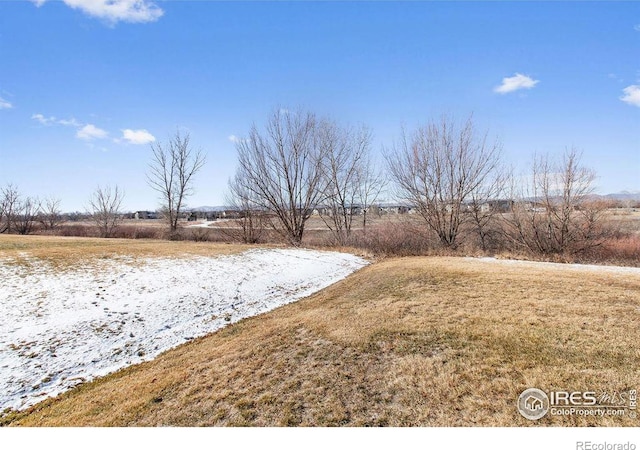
[1,235,639,426]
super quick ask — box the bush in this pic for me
[349,221,438,257]
[56,224,94,237]
[188,227,212,242]
[112,226,161,240]
[581,235,640,266]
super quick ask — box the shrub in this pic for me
[349,221,437,257]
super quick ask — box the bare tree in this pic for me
[234,109,327,246]
[88,185,125,238]
[386,115,503,249]
[224,170,265,244]
[318,121,384,244]
[38,197,65,231]
[13,196,41,235]
[148,131,206,236]
[506,148,606,255]
[0,183,20,234]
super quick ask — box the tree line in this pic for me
[226,109,610,256]
[0,108,613,257]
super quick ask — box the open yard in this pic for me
[0,235,367,414]
[0,235,638,426]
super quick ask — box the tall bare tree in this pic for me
[318,121,383,244]
[234,109,327,246]
[506,148,605,255]
[386,115,503,249]
[88,185,125,238]
[148,131,206,235]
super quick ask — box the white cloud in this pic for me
[0,97,13,110]
[122,128,155,145]
[32,114,80,126]
[32,0,163,24]
[64,0,162,24]
[58,118,81,127]
[634,24,640,32]
[32,113,56,125]
[494,73,540,94]
[77,124,108,140]
[620,85,640,107]
[32,113,112,141]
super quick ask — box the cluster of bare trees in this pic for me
[0,184,65,235]
[505,148,608,255]
[82,131,207,239]
[385,115,607,255]
[0,130,207,239]
[229,110,607,256]
[229,109,384,246]
[0,183,127,238]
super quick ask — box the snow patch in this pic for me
[0,248,368,412]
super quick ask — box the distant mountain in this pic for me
[602,191,640,202]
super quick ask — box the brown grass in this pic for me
[3,246,638,427]
[0,234,259,268]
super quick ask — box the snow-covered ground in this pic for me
[0,248,368,412]
[469,256,640,276]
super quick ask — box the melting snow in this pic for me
[0,248,368,412]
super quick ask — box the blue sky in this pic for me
[0,1,638,212]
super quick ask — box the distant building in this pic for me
[375,203,413,215]
[133,211,158,220]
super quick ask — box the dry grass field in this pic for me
[0,234,255,268]
[2,235,638,427]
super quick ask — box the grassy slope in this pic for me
[3,247,639,426]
